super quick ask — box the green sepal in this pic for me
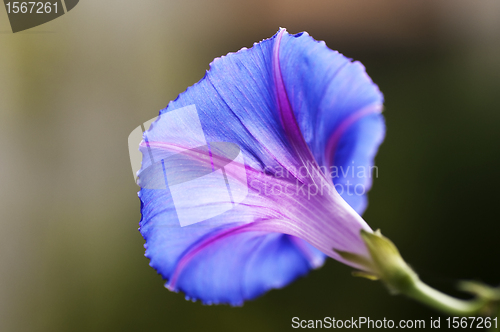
[360,229,418,294]
[352,271,379,280]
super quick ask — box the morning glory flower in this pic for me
[138,28,385,305]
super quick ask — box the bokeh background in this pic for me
[1,1,500,331]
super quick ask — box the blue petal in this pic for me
[278,32,385,214]
[169,231,320,305]
[139,29,384,305]
[330,114,385,214]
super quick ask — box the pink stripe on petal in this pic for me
[324,104,382,169]
[166,223,264,290]
[273,29,323,183]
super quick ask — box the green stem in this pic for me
[404,279,487,316]
[354,229,500,318]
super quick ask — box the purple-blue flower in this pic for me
[138,29,385,305]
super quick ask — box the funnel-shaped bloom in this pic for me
[138,29,385,305]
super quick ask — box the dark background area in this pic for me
[1,1,499,331]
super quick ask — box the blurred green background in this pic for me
[1,1,499,331]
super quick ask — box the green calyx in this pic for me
[334,229,418,294]
[359,229,419,294]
